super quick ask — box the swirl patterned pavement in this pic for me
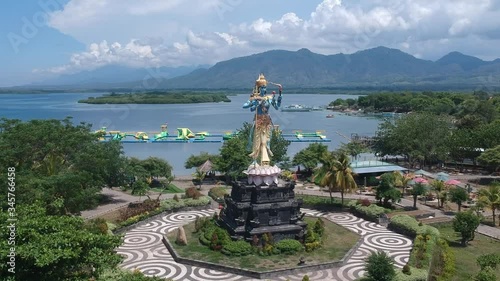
[117,209,412,281]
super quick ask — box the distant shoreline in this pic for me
[78,91,232,104]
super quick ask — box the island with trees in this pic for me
[78,91,231,104]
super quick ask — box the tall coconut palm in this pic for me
[478,184,500,226]
[319,152,357,206]
[316,151,337,203]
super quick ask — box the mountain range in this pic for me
[28,65,207,87]
[11,46,500,90]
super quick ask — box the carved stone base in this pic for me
[219,180,307,242]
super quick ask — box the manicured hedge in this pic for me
[347,200,390,222]
[221,240,253,256]
[388,215,440,239]
[297,195,347,208]
[275,239,304,254]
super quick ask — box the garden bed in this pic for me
[166,217,359,273]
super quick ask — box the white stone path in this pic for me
[117,209,412,281]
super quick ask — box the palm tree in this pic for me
[431,180,446,208]
[192,169,206,190]
[393,172,413,196]
[319,152,357,206]
[478,184,500,226]
[411,183,427,209]
[316,151,337,203]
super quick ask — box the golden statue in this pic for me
[243,74,282,167]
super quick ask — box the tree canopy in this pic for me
[292,143,329,171]
[0,118,125,214]
[214,122,290,179]
[0,204,122,281]
[374,112,452,168]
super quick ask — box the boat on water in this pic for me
[326,114,334,118]
[311,106,325,111]
[281,104,312,112]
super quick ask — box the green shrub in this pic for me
[85,218,109,234]
[346,200,359,208]
[209,227,230,251]
[352,204,389,222]
[194,217,212,233]
[296,195,347,208]
[184,196,210,207]
[477,253,500,270]
[314,218,325,237]
[199,225,214,246]
[453,211,481,246]
[221,240,252,256]
[208,186,228,201]
[402,264,411,275]
[410,234,436,269]
[305,241,321,252]
[305,224,318,243]
[394,266,428,281]
[275,239,303,254]
[365,251,396,281]
[200,225,230,247]
[474,266,497,281]
[261,233,274,255]
[304,223,321,252]
[429,239,455,281]
[389,215,440,238]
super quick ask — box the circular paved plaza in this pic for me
[117,209,412,281]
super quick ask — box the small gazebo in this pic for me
[197,159,216,180]
[198,159,213,173]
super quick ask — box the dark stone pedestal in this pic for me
[219,180,306,242]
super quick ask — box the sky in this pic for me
[1,0,500,86]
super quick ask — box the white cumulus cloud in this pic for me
[42,0,500,74]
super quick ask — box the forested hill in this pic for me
[158,47,500,89]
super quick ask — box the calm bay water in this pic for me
[0,93,382,175]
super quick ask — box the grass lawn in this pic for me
[167,216,359,272]
[149,184,184,193]
[435,224,500,280]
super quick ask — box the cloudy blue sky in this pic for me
[1,0,500,86]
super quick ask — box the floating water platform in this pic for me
[95,125,331,144]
